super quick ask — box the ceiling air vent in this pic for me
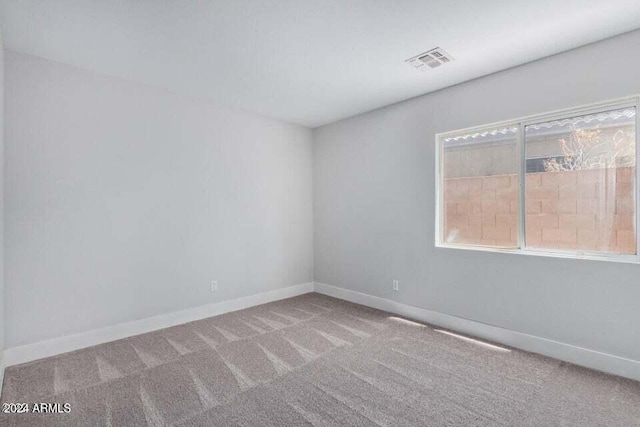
[406,48,454,71]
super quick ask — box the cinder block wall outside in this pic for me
[443,166,636,253]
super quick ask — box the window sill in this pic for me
[435,242,640,264]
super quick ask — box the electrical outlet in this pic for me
[392,280,399,291]
[210,280,218,292]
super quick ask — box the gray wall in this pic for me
[313,30,640,362]
[0,37,4,364]
[5,51,313,348]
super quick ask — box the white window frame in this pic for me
[435,95,640,263]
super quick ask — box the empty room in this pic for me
[0,1,639,426]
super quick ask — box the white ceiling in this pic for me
[1,1,640,128]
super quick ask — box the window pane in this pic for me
[442,125,519,248]
[524,107,636,254]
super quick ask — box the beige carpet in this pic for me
[1,292,639,426]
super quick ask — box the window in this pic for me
[441,125,520,248]
[436,97,638,262]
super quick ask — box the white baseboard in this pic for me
[7,280,639,381]
[4,282,314,367]
[314,282,640,381]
